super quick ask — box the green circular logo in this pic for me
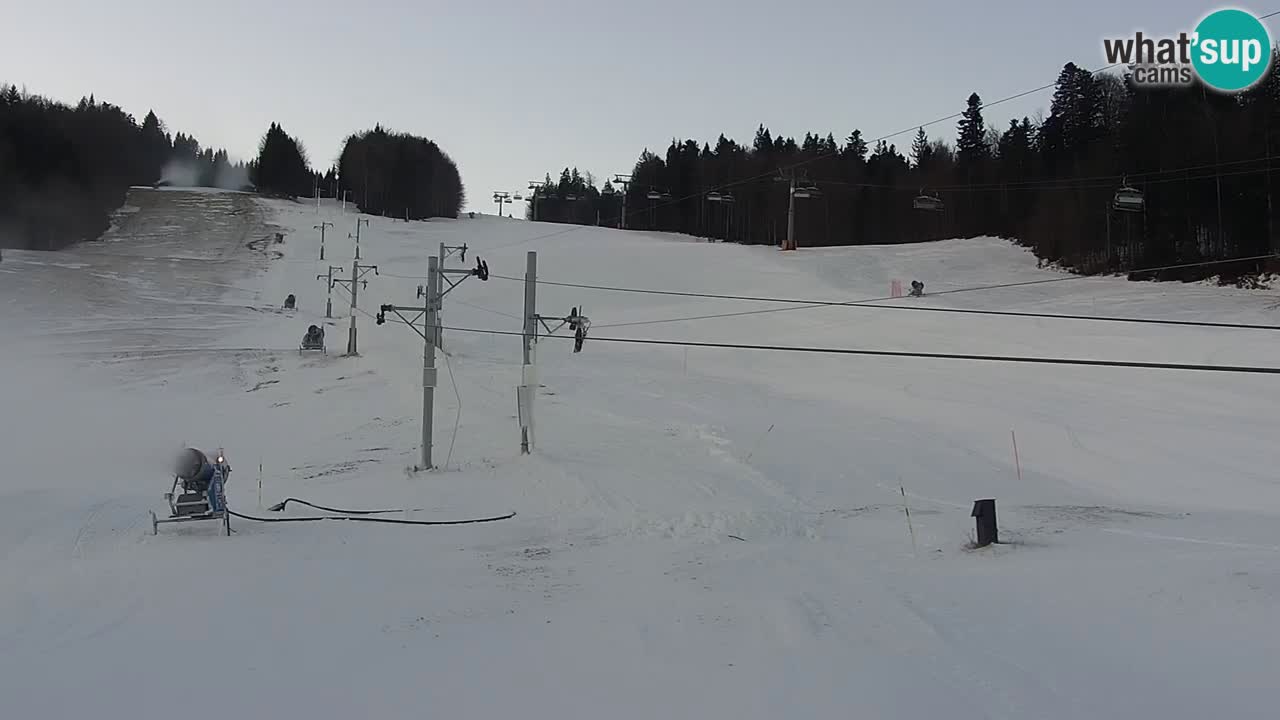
[1191,9,1273,92]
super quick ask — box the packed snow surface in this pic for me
[2,189,1278,719]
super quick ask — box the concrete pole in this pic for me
[318,266,339,319]
[421,256,439,471]
[434,247,445,349]
[316,222,333,260]
[786,176,797,251]
[621,182,628,230]
[521,251,537,454]
[347,259,359,355]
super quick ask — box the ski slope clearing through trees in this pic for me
[1,189,1278,719]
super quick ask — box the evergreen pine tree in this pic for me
[910,127,933,170]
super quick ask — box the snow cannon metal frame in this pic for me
[151,448,232,536]
[300,324,327,355]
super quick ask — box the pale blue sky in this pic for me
[4,1,1271,211]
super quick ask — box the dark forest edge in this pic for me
[529,56,1280,285]
[0,85,465,251]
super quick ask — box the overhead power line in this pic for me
[489,253,1280,331]
[434,323,1280,376]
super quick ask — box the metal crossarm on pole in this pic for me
[332,260,378,355]
[349,217,369,260]
[440,242,467,264]
[518,251,593,455]
[377,305,429,342]
[314,221,334,260]
[375,253,490,471]
[532,307,591,353]
[317,264,344,318]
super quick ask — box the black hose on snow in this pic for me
[265,498,424,515]
[228,508,516,526]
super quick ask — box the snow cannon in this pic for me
[300,324,326,354]
[152,447,232,537]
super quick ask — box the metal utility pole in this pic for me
[350,217,369,260]
[518,251,590,455]
[331,259,378,355]
[421,257,439,471]
[317,264,343,318]
[527,182,548,221]
[315,221,333,260]
[377,253,490,471]
[432,251,488,351]
[707,191,735,242]
[377,262,436,471]
[775,169,819,250]
[520,252,537,454]
[786,176,796,251]
[493,191,512,217]
[613,174,633,229]
[437,242,449,347]
[348,259,360,353]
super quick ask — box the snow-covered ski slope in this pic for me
[2,188,1278,719]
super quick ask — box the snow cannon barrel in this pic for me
[174,447,212,482]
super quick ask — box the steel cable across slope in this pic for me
[431,323,1280,376]
[487,253,1280,332]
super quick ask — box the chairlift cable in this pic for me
[484,57,1143,247]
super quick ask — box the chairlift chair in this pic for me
[1112,185,1145,213]
[913,193,944,212]
[647,190,662,200]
